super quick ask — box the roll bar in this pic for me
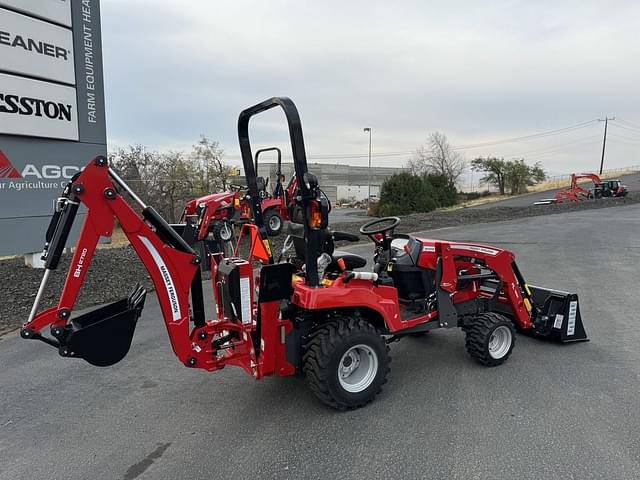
[254,147,282,176]
[237,97,323,285]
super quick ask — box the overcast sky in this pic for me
[100,0,640,176]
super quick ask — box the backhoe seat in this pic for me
[330,250,367,270]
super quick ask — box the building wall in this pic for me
[254,162,405,201]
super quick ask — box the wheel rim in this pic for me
[488,325,512,359]
[338,344,378,393]
[220,223,233,241]
[268,215,281,232]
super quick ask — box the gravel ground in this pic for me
[2,192,638,335]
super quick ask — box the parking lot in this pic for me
[2,204,639,480]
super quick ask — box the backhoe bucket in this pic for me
[60,286,146,366]
[529,285,588,342]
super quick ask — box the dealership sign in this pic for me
[0,0,72,28]
[0,7,74,84]
[0,0,106,256]
[0,73,79,140]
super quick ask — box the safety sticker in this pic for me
[553,314,564,330]
[567,300,577,336]
[240,277,251,324]
[453,244,500,256]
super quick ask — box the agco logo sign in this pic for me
[0,150,80,191]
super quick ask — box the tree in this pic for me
[471,157,508,195]
[379,173,437,216]
[108,144,159,207]
[407,132,465,186]
[151,151,197,222]
[377,172,458,216]
[472,157,546,195]
[424,173,457,207]
[191,135,232,194]
[504,159,546,195]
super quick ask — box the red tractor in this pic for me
[181,146,298,241]
[22,97,588,410]
[536,173,629,205]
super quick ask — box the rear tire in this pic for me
[264,210,283,236]
[465,312,515,366]
[303,317,390,410]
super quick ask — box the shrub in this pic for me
[377,172,455,216]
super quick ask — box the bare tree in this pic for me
[108,144,158,207]
[151,151,196,222]
[407,132,465,185]
[191,135,232,193]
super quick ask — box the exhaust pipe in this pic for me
[529,285,588,342]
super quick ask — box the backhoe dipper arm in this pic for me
[21,156,220,369]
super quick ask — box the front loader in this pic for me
[22,97,588,410]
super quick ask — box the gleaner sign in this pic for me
[0,28,70,60]
[0,7,74,84]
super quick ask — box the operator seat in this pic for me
[389,236,435,301]
[329,250,367,270]
[285,223,367,270]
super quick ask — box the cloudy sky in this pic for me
[100,0,640,177]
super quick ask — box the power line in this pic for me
[222,119,601,161]
[505,135,602,158]
[450,120,599,150]
[524,140,602,161]
[617,118,640,131]
[612,123,640,135]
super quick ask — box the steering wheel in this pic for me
[359,217,401,236]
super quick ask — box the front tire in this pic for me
[303,318,390,410]
[465,312,515,366]
[211,220,234,242]
[264,210,283,236]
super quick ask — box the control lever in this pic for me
[343,271,379,284]
[332,231,359,242]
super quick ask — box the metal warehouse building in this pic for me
[252,162,407,203]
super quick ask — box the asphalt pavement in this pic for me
[329,207,368,223]
[2,205,640,479]
[472,172,640,208]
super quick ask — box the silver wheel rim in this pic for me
[338,344,378,393]
[220,223,233,241]
[488,325,512,359]
[268,215,281,232]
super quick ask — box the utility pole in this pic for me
[598,117,615,175]
[363,127,372,202]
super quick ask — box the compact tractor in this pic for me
[535,173,629,205]
[22,98,588,410]
[181,146,297,241]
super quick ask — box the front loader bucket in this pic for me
[60,286,146,366]
[529,285,588,342]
